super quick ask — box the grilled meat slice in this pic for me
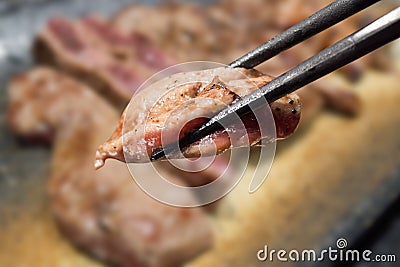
[95,67,301,167]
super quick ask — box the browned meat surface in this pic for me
[95,67,301,167]
[7,68,213,267]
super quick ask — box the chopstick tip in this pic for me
[150,147,165,161]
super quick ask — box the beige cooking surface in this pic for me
[1,70,399,267]
[192,71,400,266]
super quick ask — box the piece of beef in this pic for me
[95,67,301,167]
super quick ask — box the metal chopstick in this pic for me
[229,0,381,69]
[150,6,400,161]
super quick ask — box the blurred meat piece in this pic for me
[95,67,301,167]
[112,5,171,46]
[7,68,213,267]
[112,0,393,77]
[112,4,220,62]
[31,2,365,119]
[110,0,365,120]
[32,16,173,107]
[81,16,172,71]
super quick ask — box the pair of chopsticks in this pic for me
[151,0,400,161]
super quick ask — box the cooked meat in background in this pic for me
[112,0,393,76]
[33,1,364,121]
[33,16,173,108]
[7,68,213,267]
[109,0,392,119]
[95,67,301,167]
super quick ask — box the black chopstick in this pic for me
[150,7,400,161]
[229,0,381,69]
